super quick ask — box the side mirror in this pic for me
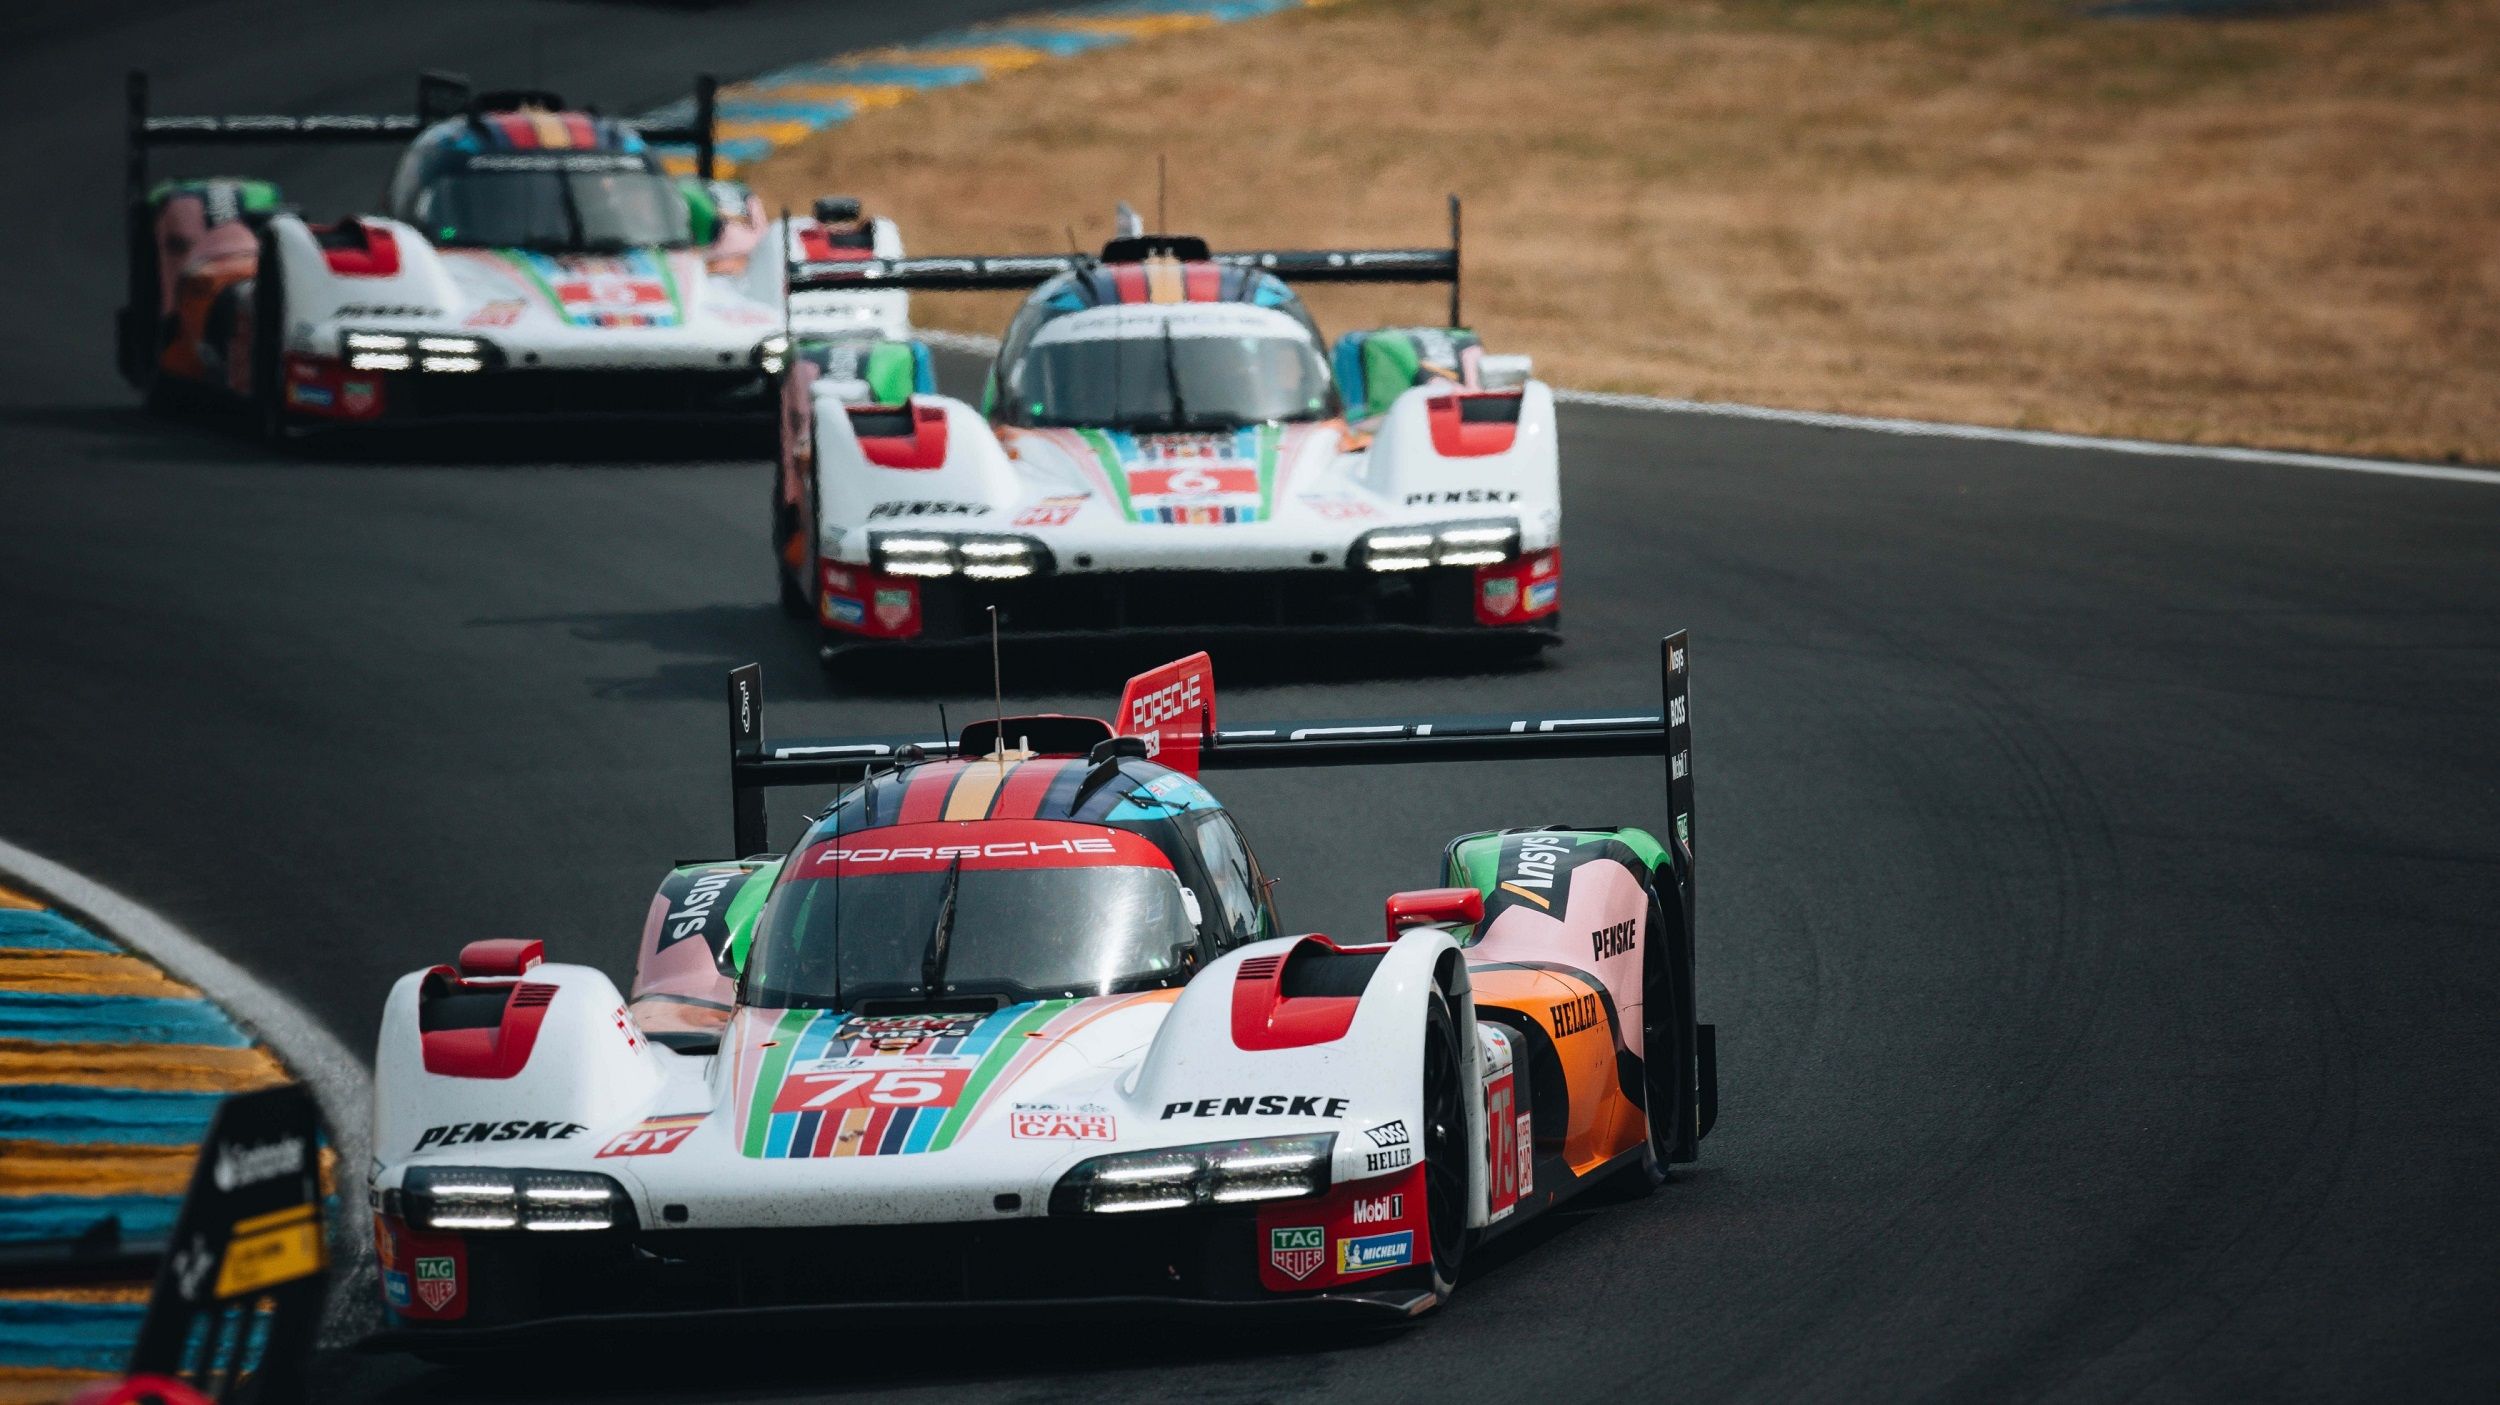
[1478,353,1534,391]
[1384,887,1484,940]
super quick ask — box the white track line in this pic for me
[1554,388,2500,486]
[917,327,2495,485]
[0,835,375,1344]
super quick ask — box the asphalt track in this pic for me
[3,3,2497,1400]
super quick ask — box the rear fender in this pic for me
[374,962,663,1167]
[1130,932,1475,1193]
[1446,827,1661,1172]
[626,860,777,1049]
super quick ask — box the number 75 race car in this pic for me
[364,635,1714,1347]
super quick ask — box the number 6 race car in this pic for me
[771,202,1565,660]
[364,634,1714,1347]
[116,71,905,437]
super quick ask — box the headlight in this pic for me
[868,532,1052,581]
[1050,1133,1334,1215]
[394,1166,631,1233]
[1355,519,1521,572]
[755,334,791,376]
[340,331,497,373]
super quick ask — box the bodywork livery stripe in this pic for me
[1257,422,1280,521]
[896,767,957,824]
[989,756,1073,819]
[1074,430,1136,518]
[740,1008,812,1157]
[942,758,1017,819]
[925,1000,1070,1147]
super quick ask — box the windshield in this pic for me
[745,827,1199,1009]
[1011,327,1333,430]
[409,155,690,252]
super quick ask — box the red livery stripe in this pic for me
[1184,262,1222,301]
[896,767,957,825]
[989,757,1076,819]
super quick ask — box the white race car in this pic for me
[772,209,1563,659]
[118,72,905,437]
[364,641,1714,1345]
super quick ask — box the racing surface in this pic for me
[3,2,2497,1399]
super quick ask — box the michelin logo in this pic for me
[1336,1230,1414,1274]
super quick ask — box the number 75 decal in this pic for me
[772,1066,972,1114]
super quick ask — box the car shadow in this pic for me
[818,633,1557,701]
[467,603,1555,706]
[323,1195,1648,1402]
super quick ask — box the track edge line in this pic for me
[0,833,377,1348]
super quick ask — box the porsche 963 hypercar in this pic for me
[771,201,1563,659]
[116,71,905,436]
[364,635,1715,1343]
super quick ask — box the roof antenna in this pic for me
[1156,152,1167,233]
[988,605,1007,764]
[938,701,950,754]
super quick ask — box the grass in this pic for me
[750,0,2500,464]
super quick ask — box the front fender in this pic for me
[267,214,463,356]
[1358,381,1562,552]
[373,962,664,1170]
[1131,932,1474,1189]
[814,393,1019,560]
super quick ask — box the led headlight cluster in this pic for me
[869,532,1054,581]
[390,1166,631,1233]
[754,334,791,376]
[1354,519,1521,572]
[1049,1133,1334,1215]
[341,331,499,374]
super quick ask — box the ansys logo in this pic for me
[1270,1225,1325,1282]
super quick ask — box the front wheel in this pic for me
[1420,989,1470,1297]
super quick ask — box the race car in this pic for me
[116,71,907,436]
[771,201,1564,659]
[364,634,1714,1344]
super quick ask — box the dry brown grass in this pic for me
[752,0,2500,464]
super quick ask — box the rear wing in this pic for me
[123,69,720,197]
[787,194,1468,325]
[721,630,1693,917]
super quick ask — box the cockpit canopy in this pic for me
[389,116,691,253]
[996,303,1336,432]
[743,821,1202,1010]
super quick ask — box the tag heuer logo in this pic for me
[414,1255,457,1311]
[1270,1225,1325,1282]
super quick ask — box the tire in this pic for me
[777,490,823,622]
[1420,989,1470,1297]
[1634,880,1688,1188]
[249,227,296,446]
